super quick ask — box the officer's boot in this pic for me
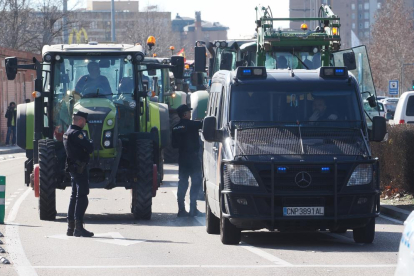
[177,202,189,217]
[74,220,94,237]
[66,219,75,236]
[189,202,203,217]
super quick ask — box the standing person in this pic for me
[63,111,94,237]
[5,102,16,146]
[172,104,203,217]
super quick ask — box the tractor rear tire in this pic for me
[38,139,57,221]
[132,139,154,220]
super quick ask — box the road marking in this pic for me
[32,264,397,269]
[10,195,17,198]
[47,232,146,246]
[5,188,37,276]
[240,243,293,266]
[380,214,404,225]
[14,191,21,194]
[170,190,292,266]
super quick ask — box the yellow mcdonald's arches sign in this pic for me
[68,28,88,44]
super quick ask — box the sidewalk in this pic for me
[381,203,413,222]
[0,145,24,155]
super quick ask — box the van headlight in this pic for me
[347,164,373,186]
[227,164,259,187]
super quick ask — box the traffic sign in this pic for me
[389,80,399,95]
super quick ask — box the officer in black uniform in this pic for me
[63,111,94,237]
[172,104,203,217]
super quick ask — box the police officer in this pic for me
[63,111,94,237]
[172,104,203,217]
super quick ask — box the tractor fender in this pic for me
[158,103,170,148]
[190,90,209,120]
[33,164,40,198]
[16,102,35,150]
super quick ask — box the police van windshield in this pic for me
[230,87,363,128]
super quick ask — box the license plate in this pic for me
[283,207,324,216]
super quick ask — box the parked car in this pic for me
[380,98,399,121]
[394,211,414,276]
[392,91,414,124]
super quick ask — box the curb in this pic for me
[0,147,24,155]
[380,204,411,222]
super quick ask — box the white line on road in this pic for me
[5,188,38,276]
[170,190,292,266]
[32,264,397,269]
[379,214,404,225]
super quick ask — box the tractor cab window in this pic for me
[265,50,321,70]
[214,48,237,73]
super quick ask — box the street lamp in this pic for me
[170,46,175,55]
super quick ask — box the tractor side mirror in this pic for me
[194,46,206,72]
[343,52,356,71]
[191,72,205,88]
[5,57,18,80]
[171,55,184,79]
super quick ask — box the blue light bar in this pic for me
[277,167,287,173]
[321,167,330,173]
[335,69,345,75]
[319,67,348,79]
[243,69,252,75]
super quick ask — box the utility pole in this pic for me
[111,0,116,42]
[63,0,68,44]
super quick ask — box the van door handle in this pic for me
[213,147,218,152]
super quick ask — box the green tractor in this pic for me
[141,56,190,163]
[192,4,379,123]
[5,42,184,221]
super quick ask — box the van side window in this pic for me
[208,92,215,116]
[406,96,414,116]
[217,88,225,128]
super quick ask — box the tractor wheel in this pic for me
[38,139,57,221]
[206,196,220,234]
[353,218,375,243]
[220,207,241,245]
[132,139,154,220]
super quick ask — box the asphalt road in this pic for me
[0,153,405,276]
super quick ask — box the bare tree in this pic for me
[119,8,180,58]
[0,0,31,50]
[369,0,414,94]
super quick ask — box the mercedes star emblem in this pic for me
[295,171,312,188]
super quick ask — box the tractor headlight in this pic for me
[105,131,112,138]
[347,164,373,186]
[227,164,259,187]
[104,140,111,147]
[107,119,113,126]
[43,53,52,62]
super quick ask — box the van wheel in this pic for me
[220,208,241,245]
[206,196,220,234]
[353,218,375,243]
[38,139,57,221]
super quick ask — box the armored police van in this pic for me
[202,66,387,245]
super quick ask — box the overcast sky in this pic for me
[75,0,290,38]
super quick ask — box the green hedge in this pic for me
[371,124,414,193]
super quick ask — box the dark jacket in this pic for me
[63,125,94,165]
[5,107,16,127]
[172,119,203,156]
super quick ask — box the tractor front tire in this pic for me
[132,139,154,220]
[38,139,57,221]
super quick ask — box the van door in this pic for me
[332,45,378,127]
[212,87,224,206]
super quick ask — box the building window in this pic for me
[352,23,356,29]
[359,23,363,29]
[352,13,356,19]
[359,13,362,19]
[90,21,97,29]
[351,3,355,10]
[364,12,369,19]
[364,31,370,38]
[365,21,370,29]
[378,3,381,9]
[359,4,363,10]
[364,3,369,10]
